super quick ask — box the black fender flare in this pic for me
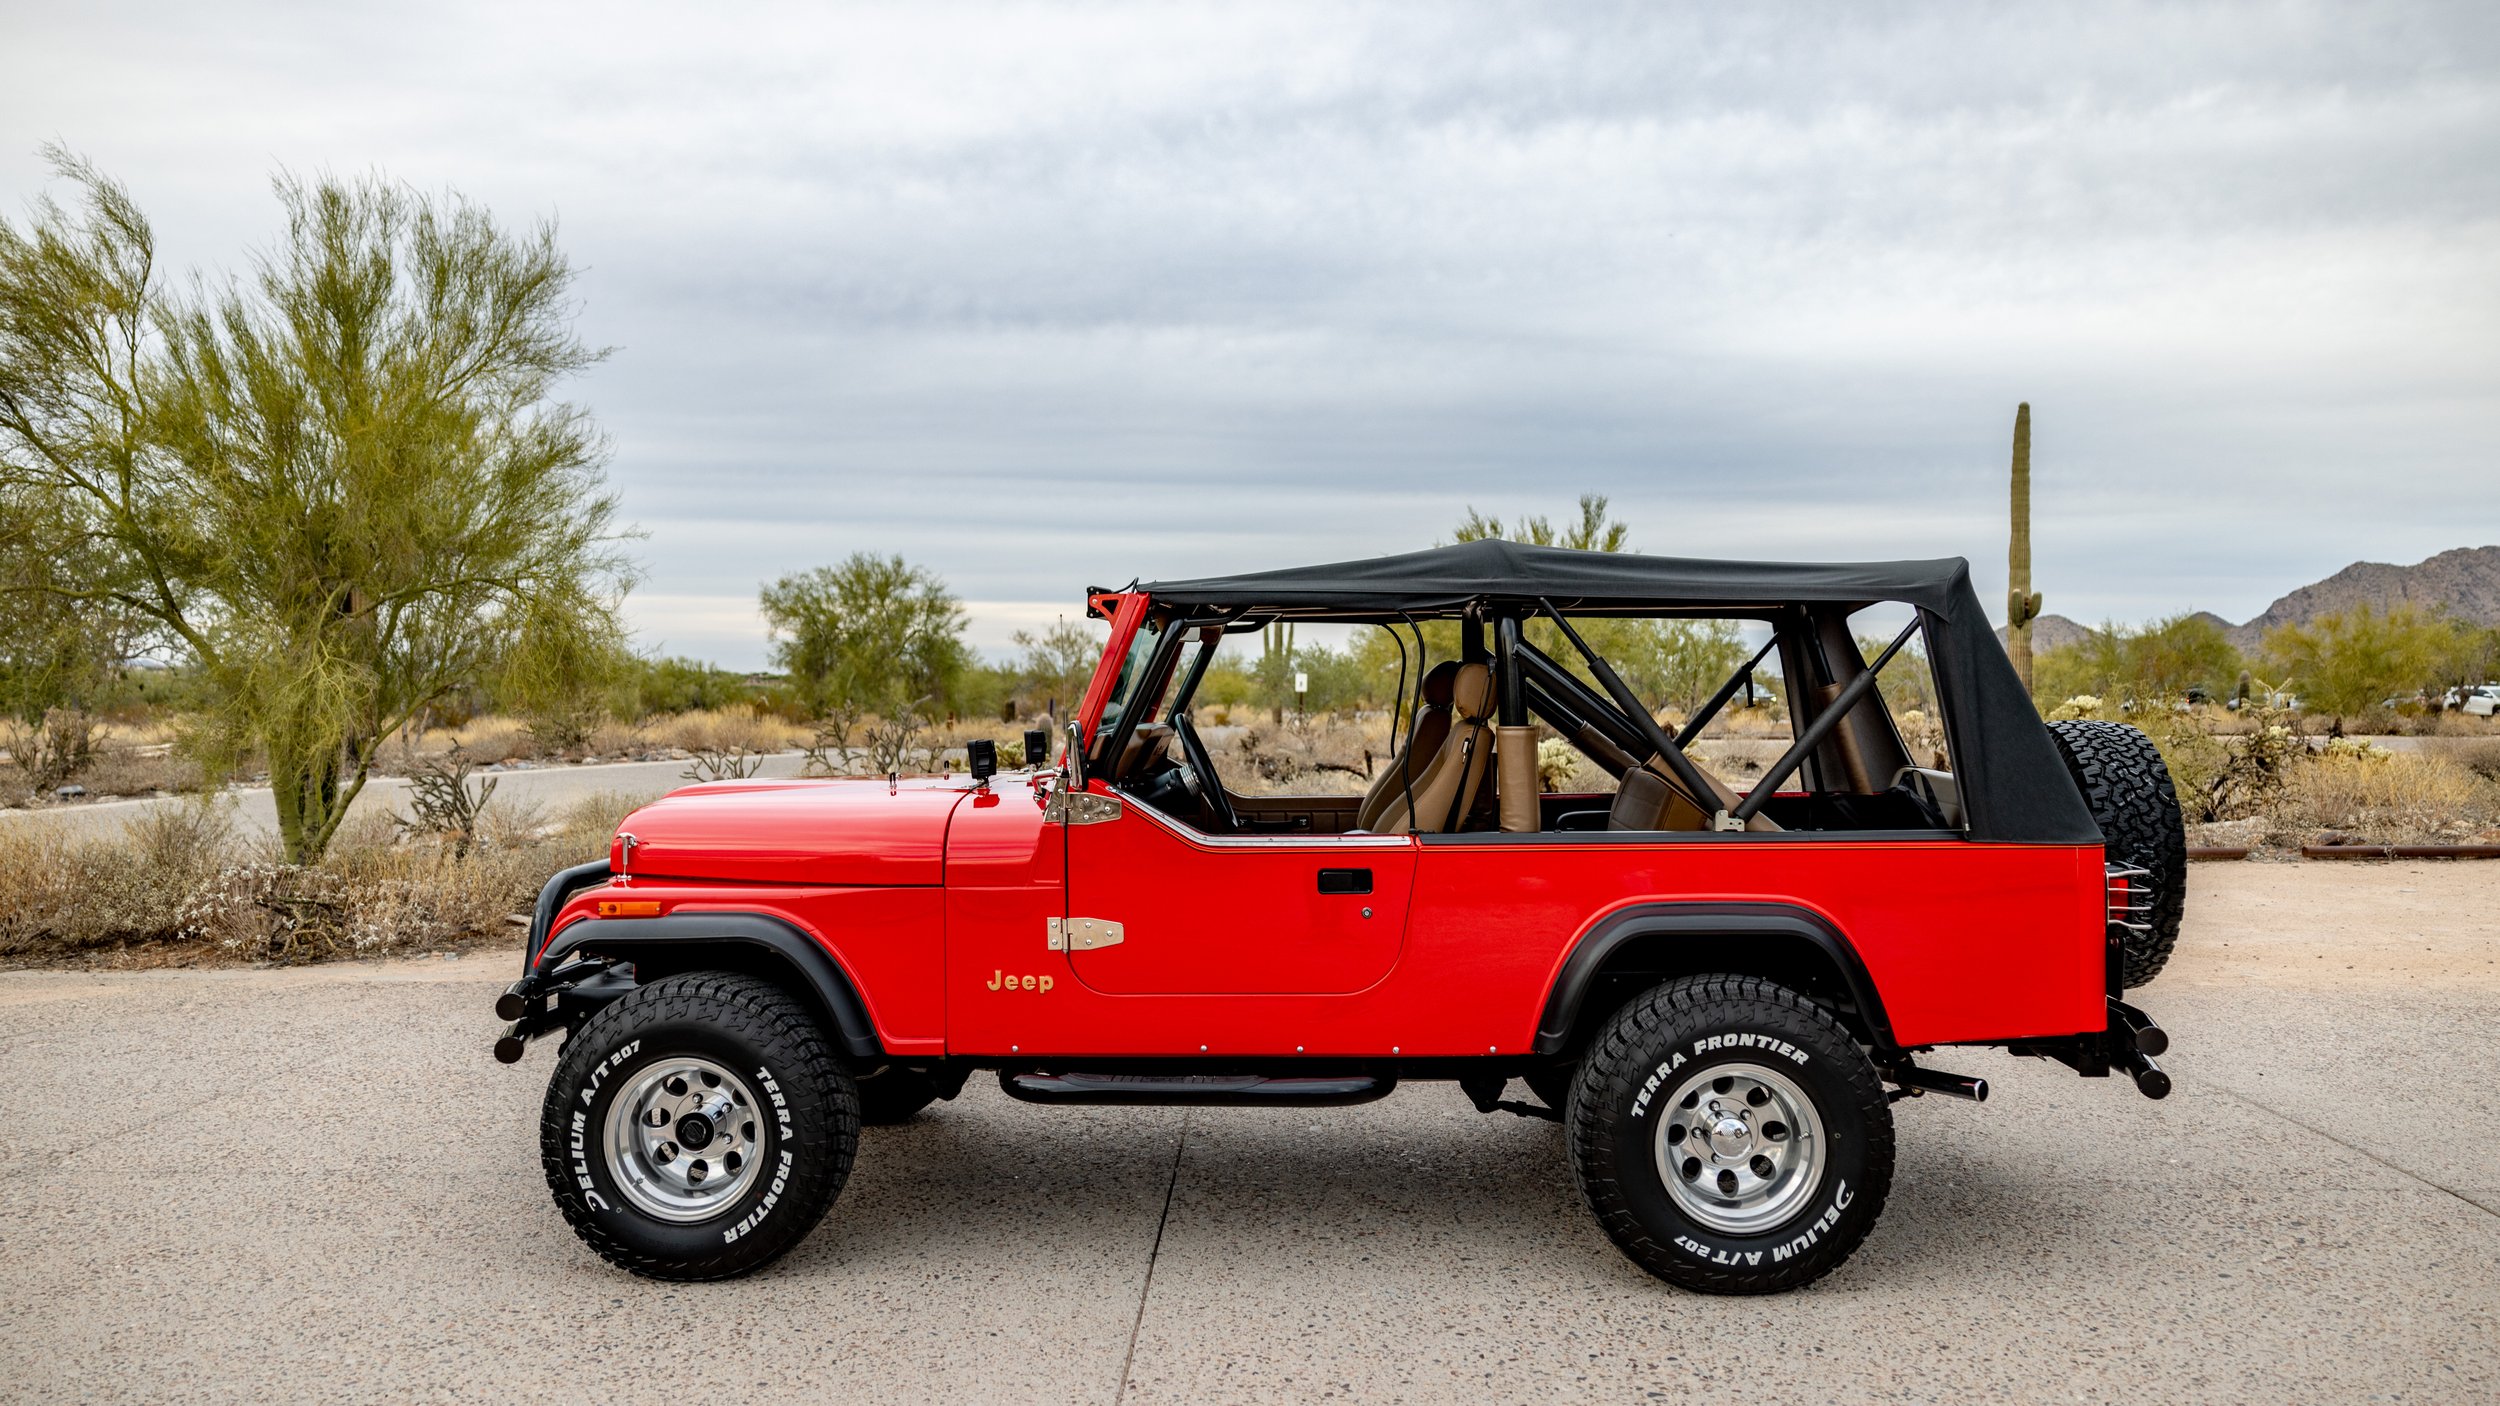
[537,913,882,1060]
[1532,902,1898,1055]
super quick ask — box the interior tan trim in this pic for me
[1496,726,1538,833]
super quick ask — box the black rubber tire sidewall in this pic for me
[540,972,859,1281]
[2045,719,2188,988]
[1570,976,1893,1294]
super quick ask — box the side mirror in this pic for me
[1063,720,1086,791]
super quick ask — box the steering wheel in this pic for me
[1169,711,1239,834]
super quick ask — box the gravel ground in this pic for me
[0,863,2493,1403]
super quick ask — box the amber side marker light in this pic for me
[597,900,665,918]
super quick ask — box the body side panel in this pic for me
[549,881,950,1055]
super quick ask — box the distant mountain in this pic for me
[1993,549,2500,660]
[2229,546,2500,650]
[1997,613,2095,653]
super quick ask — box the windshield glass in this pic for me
[1094,618,1165,736]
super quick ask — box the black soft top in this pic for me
[1140,538,1973,616]
[1136,540,2100,846]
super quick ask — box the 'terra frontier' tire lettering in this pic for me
[1568,975,1894,1294]
[540,972,859,1281]
[2045,719,2188,989]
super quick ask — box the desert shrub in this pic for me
[1218,718,1389,796]
[0,787,654,964]
[0,710,104,795]
[2423,737,2500,784]
[0,802,232,954]
[2281,749,2499,844]
[399,746,499,854]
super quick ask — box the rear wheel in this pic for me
[2045,719,2187,988]
[540,971,858,1280]
[1568,974,1892,1294]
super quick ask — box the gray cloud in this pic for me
[7,0,2496,663]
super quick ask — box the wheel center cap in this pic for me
[1708,1117,1752,1158]
[675,1113,716,1151]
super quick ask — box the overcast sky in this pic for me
[6,1,2496,667]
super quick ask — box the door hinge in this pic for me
[1047,917,1125,951]
[1043,791,1122,825]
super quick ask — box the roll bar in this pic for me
[1727,619,1919,826]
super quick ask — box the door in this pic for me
[1063,795,1415,996]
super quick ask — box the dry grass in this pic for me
[0,789,653,966]
[2277,749,2500,846]
[1215,716,1396,797]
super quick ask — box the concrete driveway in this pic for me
[1,863,2494,1402]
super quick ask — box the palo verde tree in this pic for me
[0,148,633,861]
[761,553,971,730]
[2263,603,2461,722]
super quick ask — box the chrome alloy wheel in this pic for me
[602,1057,768,1223]
[1653,1061,1826,1235]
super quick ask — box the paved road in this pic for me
[1,864,2495,1402]
[0,753,816,840]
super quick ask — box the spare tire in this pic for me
[2044,720,2187,989]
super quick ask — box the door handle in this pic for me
[1317,868,1372,895]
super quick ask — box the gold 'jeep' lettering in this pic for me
[987,970,1054,994]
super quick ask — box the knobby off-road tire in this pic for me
[1568,975,1893,1294]
[541,972,859,1281]
[854,1066,942,1125]
[2045,719,2188,988]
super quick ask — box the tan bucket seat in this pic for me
[1356,661,1457,830]
[1364,661,1497,834]
[1606,753,1782,832]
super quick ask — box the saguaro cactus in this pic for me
[2005,402,2042,694]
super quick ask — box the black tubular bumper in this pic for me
[492,860,612,1063]
[2007,996,2171,1099]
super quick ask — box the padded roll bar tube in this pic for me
[1729,619,1919,826]
[1534,599,1728,819]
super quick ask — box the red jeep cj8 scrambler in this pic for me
[497,541,2183,1293]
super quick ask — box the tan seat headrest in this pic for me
[1418,660,1460,709]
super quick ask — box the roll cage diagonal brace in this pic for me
[1675,636,1780,749]
[1727,619,1919,826]
[1532,599,1730,817]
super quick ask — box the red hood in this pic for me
[609,776,977,886]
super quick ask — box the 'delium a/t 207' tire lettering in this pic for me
[1568,974,1893,1294]
[540,971,859,1280]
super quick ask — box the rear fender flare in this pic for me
[1533,902,1897,1055]
[538,913,881,1060]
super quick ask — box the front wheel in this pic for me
[1567,975,1893,1294]
[540,972,859,1280]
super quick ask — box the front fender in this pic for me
[537,913,882,1060]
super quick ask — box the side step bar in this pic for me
[999,1070,1395,1107]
